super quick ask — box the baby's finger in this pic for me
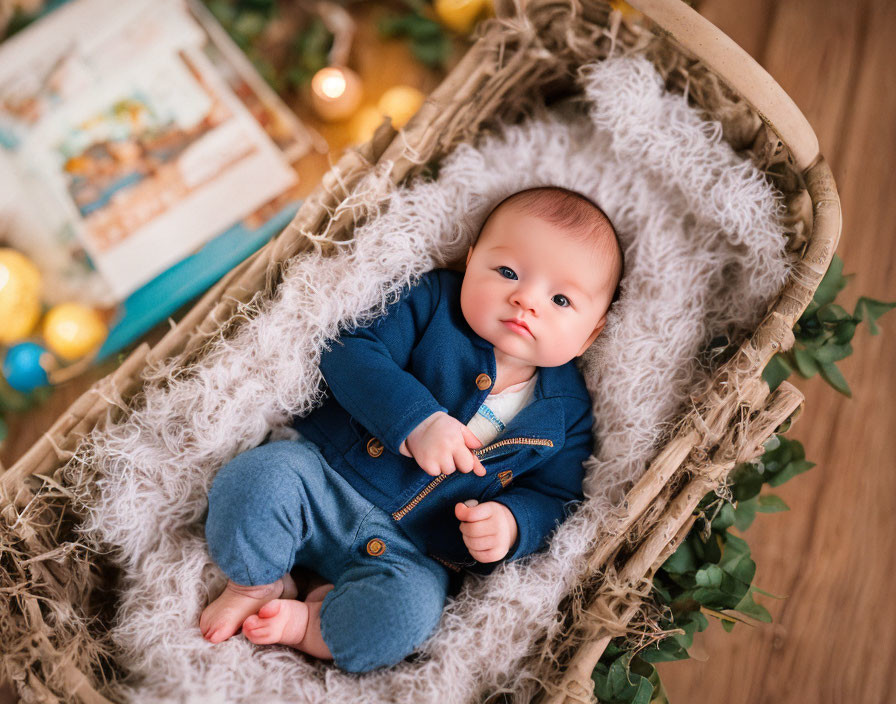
[460,520,496,538]
[457,501,493,522]
[467,547,501,564]
[462,533,496,551]
[471,455,487,477]
[439,454,456,475]
[461,426,483,450]
[453,447,474,473]
[418,459,442,477]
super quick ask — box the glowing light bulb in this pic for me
[318,70,347,99]
[310,66,362,122]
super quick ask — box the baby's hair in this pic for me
[481,186,625,305]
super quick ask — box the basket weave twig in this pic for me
[0,1,840,702]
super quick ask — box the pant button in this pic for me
[366,538,386,556]
[366,438,384,457]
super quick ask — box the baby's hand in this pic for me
[454,500,518,563]
[399,411,486,477]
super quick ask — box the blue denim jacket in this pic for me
[293,268,594,575]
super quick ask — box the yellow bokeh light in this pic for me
[316,68,348,99]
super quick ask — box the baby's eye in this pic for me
[552,294,571,307]
[497,266,518,280]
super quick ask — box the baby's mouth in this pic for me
[501,319,533,338]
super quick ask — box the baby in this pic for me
[199,186,624,672]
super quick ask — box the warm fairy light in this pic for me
[310,66,362,122]
[315,68,347,99]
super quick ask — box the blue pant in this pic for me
[204,438,451,673]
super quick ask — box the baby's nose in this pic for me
[510,289,537,312]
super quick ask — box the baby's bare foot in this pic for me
[200,574,297,644]
[242,599,310,646]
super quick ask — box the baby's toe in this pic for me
[205,626,226,644]
[258,600,282,619]
[244,627,274,644]
[199,608,215,635]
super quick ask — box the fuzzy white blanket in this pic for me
[74,55,791,703]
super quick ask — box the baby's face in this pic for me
[460,204,619,368]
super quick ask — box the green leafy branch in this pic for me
[206,0,333,92]
[591,433,806,703]
[591,254,893,702]
[762,254,895,397]
[378,1,453,69]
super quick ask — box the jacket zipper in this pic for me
[471,436,553,458]
[391,437,554,521]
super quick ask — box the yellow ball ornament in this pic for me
[349,105,387,145]
[0,248,42,344]
[42,303,107,361]
[435,0,486,34]
[377,86,425,130]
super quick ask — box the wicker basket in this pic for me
[0,0,840,702]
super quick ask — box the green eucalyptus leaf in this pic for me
[833,320,858,344]
[0,415,7,444]
[710,502,737,531]
[630,676,655,704]
[605,641,626,659]
[695,564,724,588]
[652,577,673,603]
[691,530,722,563]
[811,254,847,307]
[729,463,763,501]
[762,354,792,391]
[732,496,759,531]
[816,303,850,322]
[636,636,689,664]
[407,19,444,40]
[762,436,803,469]
[692,586,736,609]
[818,360,852,396]
[813,342,853,364]
[411,35,451,67]
[718,534,756,586]
[757,494,789,512]
[766,458,815,487]
[670,617,700,651]
[721,619,736,632]
[734,588,773,622]
[661,537,697,575]
[607,653,634,697]
[792,347,820,377]
[854,296,896,335]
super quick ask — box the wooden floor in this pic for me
[2,1,895,702]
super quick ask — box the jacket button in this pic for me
[475,373,492,390]
[366,538,386,556]
[366,438,384,457]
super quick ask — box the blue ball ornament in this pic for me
[3,342,52,392]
